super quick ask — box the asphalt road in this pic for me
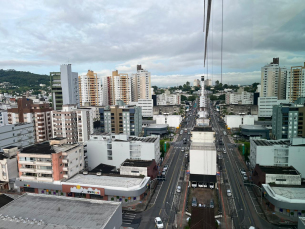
[136,104,197,229]
[209,100,295,229]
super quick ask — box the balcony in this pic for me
[63,167,68,171]
[35,161,52,166]
[62,159,68,163]
[19,168,36,173]
[36,177,53,182]
[19,160,35,165]
[36,169,52,174]
[20,175,37,181]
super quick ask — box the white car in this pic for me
[227,189,232,197]
[155,217,164,229]
[176,186,181,193]
[198,182,204,188]
[223,149,226,154]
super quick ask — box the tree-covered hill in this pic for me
[0,69,49,87]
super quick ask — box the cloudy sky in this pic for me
[0,0,305,86]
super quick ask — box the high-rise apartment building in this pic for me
[286,63,305,103]
[51,105,93,144]
[78,70,103,106]
[7,97,52,143]
[0,110,8,126]
[193,79,200,87]
[272,98,305,139]
[130,65,151,102]
[261,58,287,100]
[99,105,142,136]
[104,70,131,106]
[50,64,79,110]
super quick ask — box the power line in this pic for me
[221,0,223,84]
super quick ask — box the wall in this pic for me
[120,166,147,177]
[153,115,182,128]
[191,131,215,143]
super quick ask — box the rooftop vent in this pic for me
[96,172,102,176]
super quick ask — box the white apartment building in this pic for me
[87,134,161,169]
[258,97,289,117]
[0,146,18,189]
[286,63,305,103]
[153,115,182,128]
[129,99,153,117]
[157,93,181,105]
[52,105,93,144]
[131,65,151,102]
[0,110,8,126]
[193,79,200,87]
[17,138,84,183]
[61,64,80,107]
[204,79,212,87]
[79,70,103,106]
[261,58,287,100]
[250,137,305,178]
[224,115,258,128]
[0,123,35,152]
[225,91,253,105]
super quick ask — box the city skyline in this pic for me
[0,0,304,86]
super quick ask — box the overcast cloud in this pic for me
[0,0,304,86]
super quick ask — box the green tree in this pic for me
[215,80,220,85]
[181,95,188,102]
[218,94,225,100]
[209,95,218,100]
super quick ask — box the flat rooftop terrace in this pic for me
[0,193,121,229]
[65,174,144,189]
[259,166,300,175]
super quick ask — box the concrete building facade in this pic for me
[129,99,153,117]
[0,110,8,126]
[87,134,161,169]
[224,115,258,129]
[0,123,35,152]
[153,115,182,128]
[99,105,142,136]
[225,91,253,105]
[250,137,305,179]
[130,65,151,102]
[78,70,103,106]
[258,97,289,117]
[286,63,305,103]
[0,146,19,189]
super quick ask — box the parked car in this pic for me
[223,149,226,154]
[162,171,166,176]
[192,197,198,207]
[227,189,232,197]
[176,186,181,193]
[210,199,214,208]
[240,169,246,176]
[203,183,208,188]
[163,164,169,171]
[209,182,214,189]
[243,175,248,181]
[155,217,164,229]
[192,182,197,188]
[198,182,204,188]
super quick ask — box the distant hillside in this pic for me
[0,69,49,87]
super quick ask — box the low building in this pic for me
[0,147,19,189]
[0,123,35,152]
[0,193,122,229]
[224,115,258,129]
[250,137,305,179]
[225,91,253,105]
[142,119,156,127]
[240,125,270,139]
[16,138,84,186]
[129,99,153,117]
[252,165,301,187]
[254,120,272,130]
[143,124,168,137]
[120,159,158,179]
[153,105,184,115]
[220,104,258,115]
[87,133,161,169]
[262,183,305,218]
[196,117,210,126]
[153,115,182,128]
[62,173,150,203]
[191,126,215,143]
[189,142,217,188]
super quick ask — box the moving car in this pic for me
[176,186,181,193]
[191,197,197,207]
[223,149,226,154]
[155,217,164,229]
[227,189,232,197]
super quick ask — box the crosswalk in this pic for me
[175,146,190,150]
[122,211,139,226]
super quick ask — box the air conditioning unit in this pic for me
[96,172,102,176]
[83,171,88,175]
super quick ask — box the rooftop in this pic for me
[64,174,145,189]
[89,163,117,174]
[252,139,290,146]
[192,126,213,132]
[0,193,121,229]
[190,207,216,229]
[264,184,305,202]
[0,153,8,160]
[21,142,80,155]
[3,146,18,149]
[240,125,268,130]
[190,142,216,151]
[0,194,13,208]
[145,124,168,129]
[259,165,300,175]
[121,159,154,167]
[129,136,158,143]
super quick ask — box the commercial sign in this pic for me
[70,185,101,195]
